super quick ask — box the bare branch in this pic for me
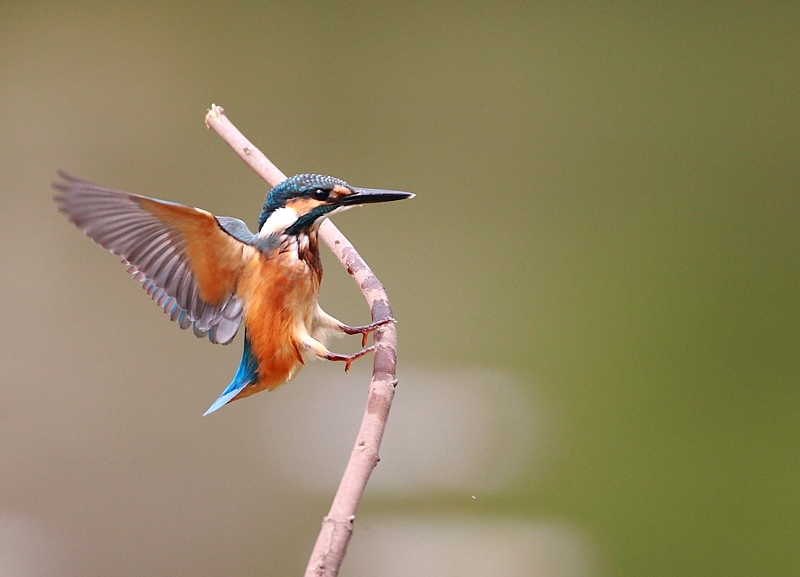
[204,104,399,577]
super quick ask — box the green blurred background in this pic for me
[1,2,798,576]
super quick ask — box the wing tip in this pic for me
[52,169,84,192]
[52,170,74,205]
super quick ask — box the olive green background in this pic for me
[1,2,798,576]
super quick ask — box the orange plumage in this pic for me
[53,171,413,415]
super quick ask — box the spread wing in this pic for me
[53,171,256,345]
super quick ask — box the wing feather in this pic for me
[53,171,256,344]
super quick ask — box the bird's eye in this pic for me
[312,188,328,201]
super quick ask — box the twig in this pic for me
[205,105,399,577]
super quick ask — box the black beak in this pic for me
[341,187,415,206]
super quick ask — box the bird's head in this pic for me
[257,174,414,236]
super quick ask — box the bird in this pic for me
[53,171,414,415]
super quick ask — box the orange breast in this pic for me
[235,248,321,395]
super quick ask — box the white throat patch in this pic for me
[259,206,299,237]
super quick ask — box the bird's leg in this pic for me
[323,346,378,372]
[300,333,377,372]
[339,317,396,346]
[314,305,395,346]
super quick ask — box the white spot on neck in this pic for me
[326,205,353,218]
[305,204,353,232]
[259,206,299,237]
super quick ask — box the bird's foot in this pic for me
[340,317,396,346]
[325,345,377,372]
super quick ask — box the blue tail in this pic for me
[203,333,259,416]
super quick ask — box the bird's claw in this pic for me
[341,317,396,346]
[325,345,377,371]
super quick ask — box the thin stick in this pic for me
[205,105,399,577]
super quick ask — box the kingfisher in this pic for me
[53,171,414,415]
